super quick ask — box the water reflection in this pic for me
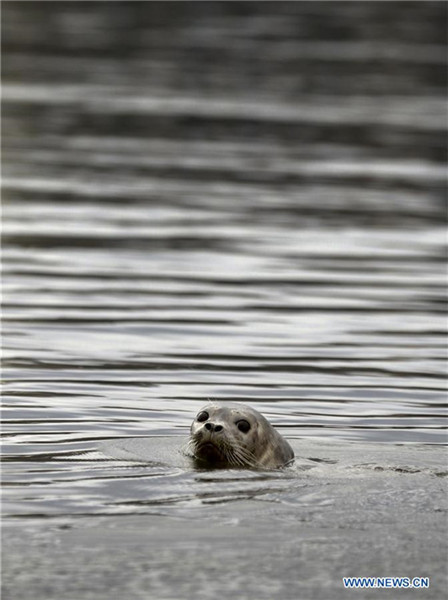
[2,7,447,600]
[2,0,447,490]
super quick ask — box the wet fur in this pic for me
[187,402,294,469]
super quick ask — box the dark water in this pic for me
[2,2,447,599]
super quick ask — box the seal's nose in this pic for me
[204,422,223,433]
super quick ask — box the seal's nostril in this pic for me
[204,422,223,433]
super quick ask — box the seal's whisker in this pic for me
[231,442,259,468]
[222,439,248,468]
[228,446,247,468]
[183,438,197,457]
[233,440,257,461]
[181,439,195,456]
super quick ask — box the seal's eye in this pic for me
[197,411,209,422]
[237,419,251,433]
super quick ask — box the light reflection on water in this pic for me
[2,2,447,523]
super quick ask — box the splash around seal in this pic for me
[186,402,294,469]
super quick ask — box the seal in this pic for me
[187,402,294,469]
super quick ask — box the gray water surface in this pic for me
[3,437,447,600]
[2,2,447,599]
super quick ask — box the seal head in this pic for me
[188,402,294,469]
